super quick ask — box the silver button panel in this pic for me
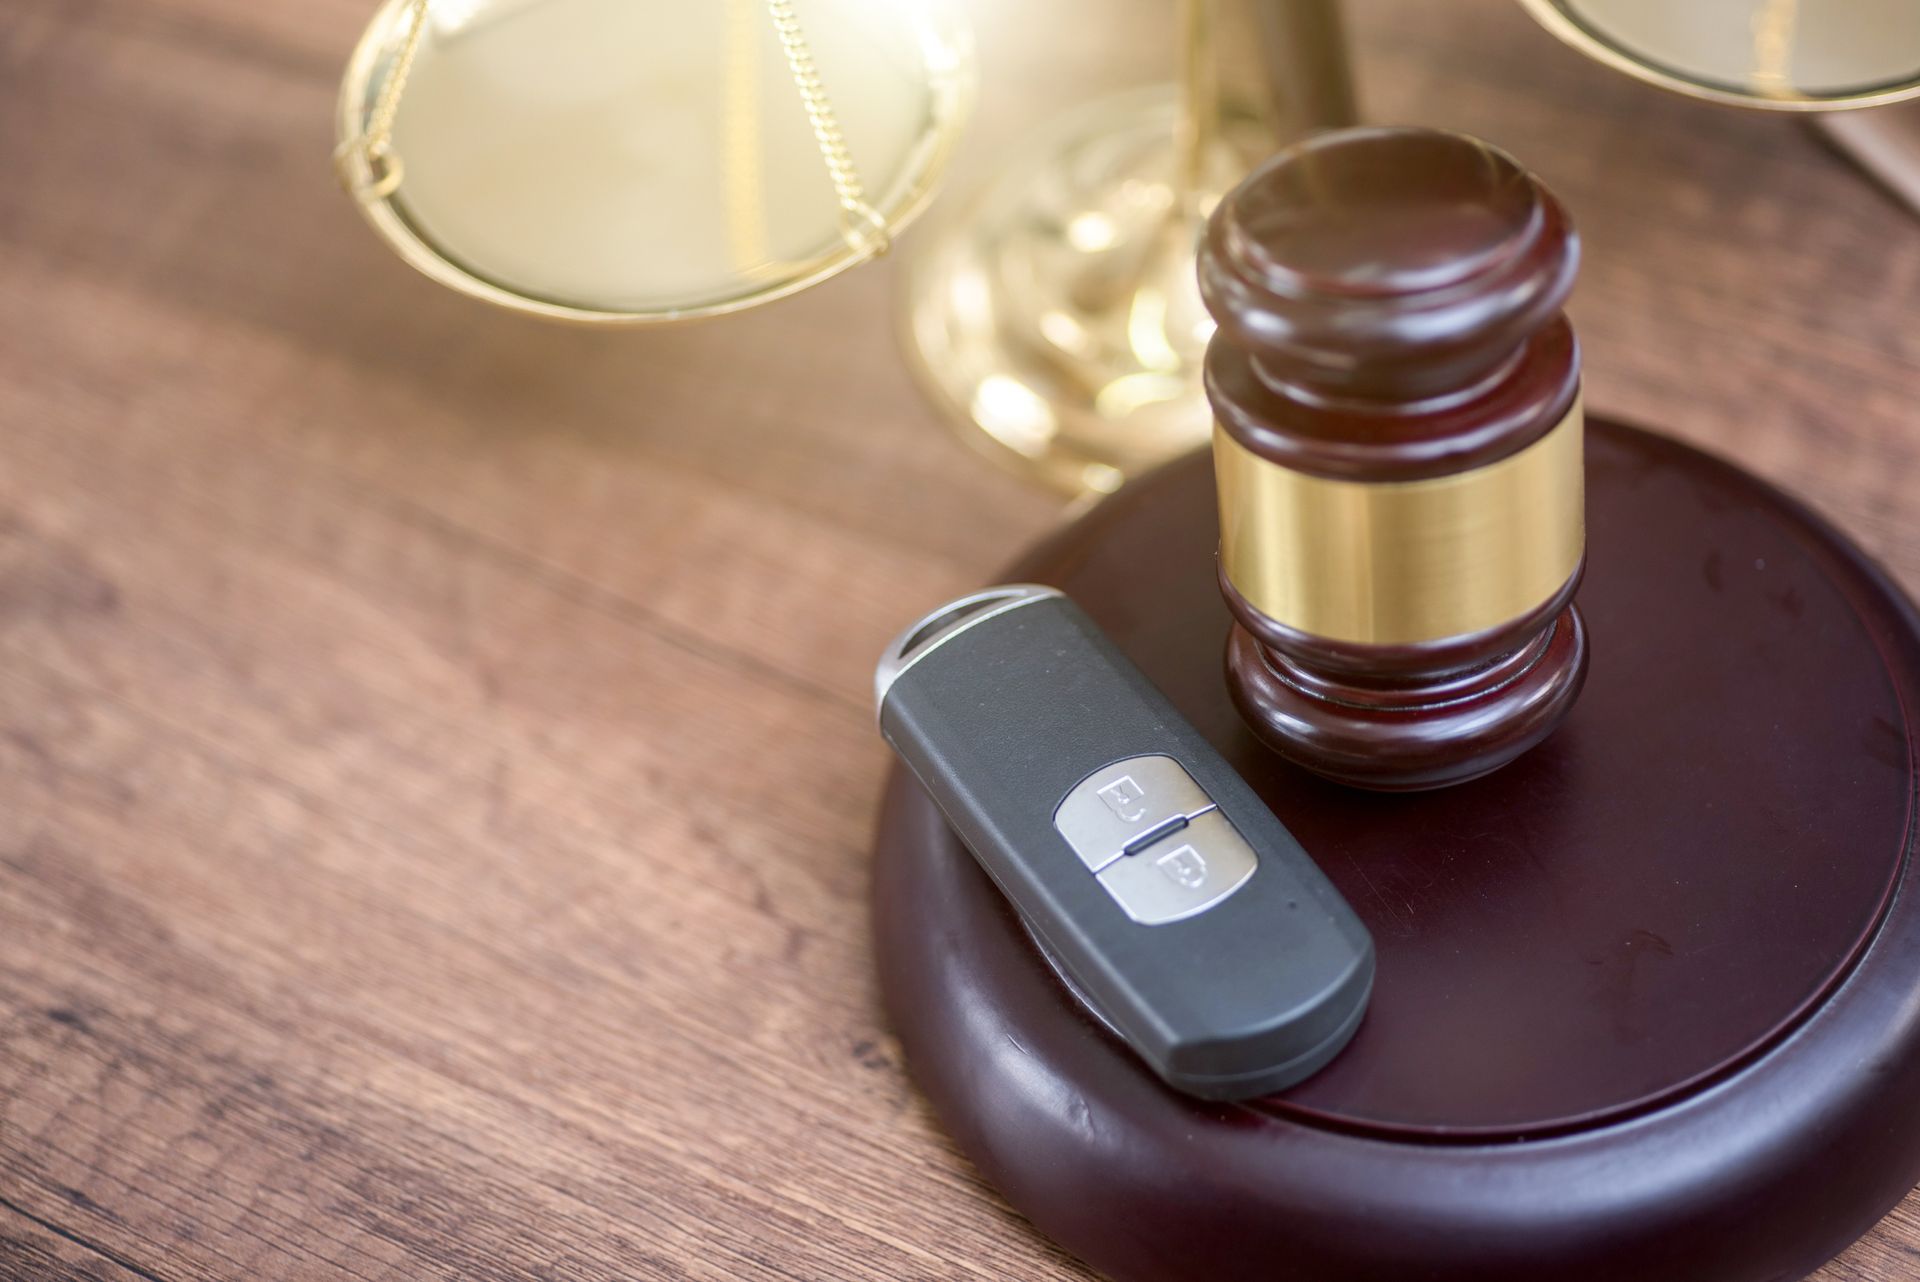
[1054,755,1257,925]
[1095,809,1259,925]
[1053,754,1216,872]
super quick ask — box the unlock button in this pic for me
[1096,810,1258,925]
[1154,844,1211,889]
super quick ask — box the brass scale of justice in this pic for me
[337,0,1920,492]
[336,4,1920,1282]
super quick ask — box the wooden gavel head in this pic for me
[1201,126,1589,791]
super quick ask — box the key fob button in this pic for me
[1095,809,1258,925]
[1054,754,1215,871]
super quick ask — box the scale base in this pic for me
[898,86,1266,497]
[873,418,1920,1282]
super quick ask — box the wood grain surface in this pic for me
[3,0,1919,1279]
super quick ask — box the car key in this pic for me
[874,584,1374,1101]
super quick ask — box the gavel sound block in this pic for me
[872,126,1920,1282]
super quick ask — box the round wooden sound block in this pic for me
[872,418,1920,1282]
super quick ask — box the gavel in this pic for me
[1201,126,1588,790]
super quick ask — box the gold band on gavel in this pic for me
[1214,398,1584,646]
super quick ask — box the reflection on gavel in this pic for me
[1201,126,1588,790]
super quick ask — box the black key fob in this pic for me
[875,585,1374,1101]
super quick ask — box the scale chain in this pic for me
[335,0,887,257]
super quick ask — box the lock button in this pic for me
[1053,754,1216,872]
[1095,809,1258,925]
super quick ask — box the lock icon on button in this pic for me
[1097,775,1148,823]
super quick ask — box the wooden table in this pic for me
[5,1,1920,1278]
